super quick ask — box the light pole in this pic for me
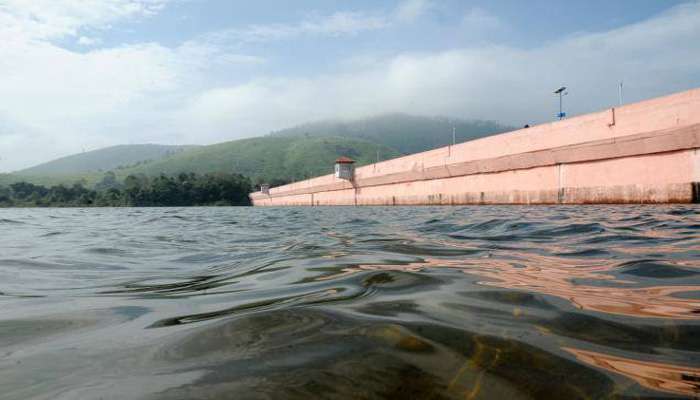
[618,81,623,106]
[554,86,567,120]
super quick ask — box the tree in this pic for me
[95,171,121,191]
[1,172,253,208]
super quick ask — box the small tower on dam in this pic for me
[334,156,355,180]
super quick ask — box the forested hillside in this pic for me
[111,135,399,184]
[6,114,512,189]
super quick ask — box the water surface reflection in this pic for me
[0,205,698,399]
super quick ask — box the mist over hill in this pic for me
[271,113,513,155]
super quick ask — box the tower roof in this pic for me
[335,156,355,164]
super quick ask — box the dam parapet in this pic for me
[251,88,700,206]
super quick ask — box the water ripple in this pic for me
[0,205,698,399]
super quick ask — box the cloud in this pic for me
[77,36,102,46]
[1,1,699,172]
[0,0,170,42]
[0,0,262,171]
[300,11,389,36]
[208,11,389,44]
[207,1,434,45]
[177,2,700,143]
[395,0,433,23]
[462,7,502,30]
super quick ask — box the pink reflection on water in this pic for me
[319,253,700,319]
[564,347,700,397]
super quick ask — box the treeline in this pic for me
[0,172,252,207]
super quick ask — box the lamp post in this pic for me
[554,86,567,120]
[618,81,623,106]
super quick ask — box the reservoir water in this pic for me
[1,206,699,399]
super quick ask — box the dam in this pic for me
[250,88,700,206]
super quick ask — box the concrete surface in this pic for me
[251,88,700,206]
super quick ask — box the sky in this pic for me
[1,0,699,172]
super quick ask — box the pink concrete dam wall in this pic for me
[251,88,700,206]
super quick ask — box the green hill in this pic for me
[18,144,199,175]
[118,135,399,184]
[4,114,512,189]
[0,136,398,187]
[271,113,513,155]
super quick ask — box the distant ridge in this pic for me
[118,135,400,184]
[271,113,513,155]
[18,144,199,175]
[117,114,511,182]
[8,114,513,186]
